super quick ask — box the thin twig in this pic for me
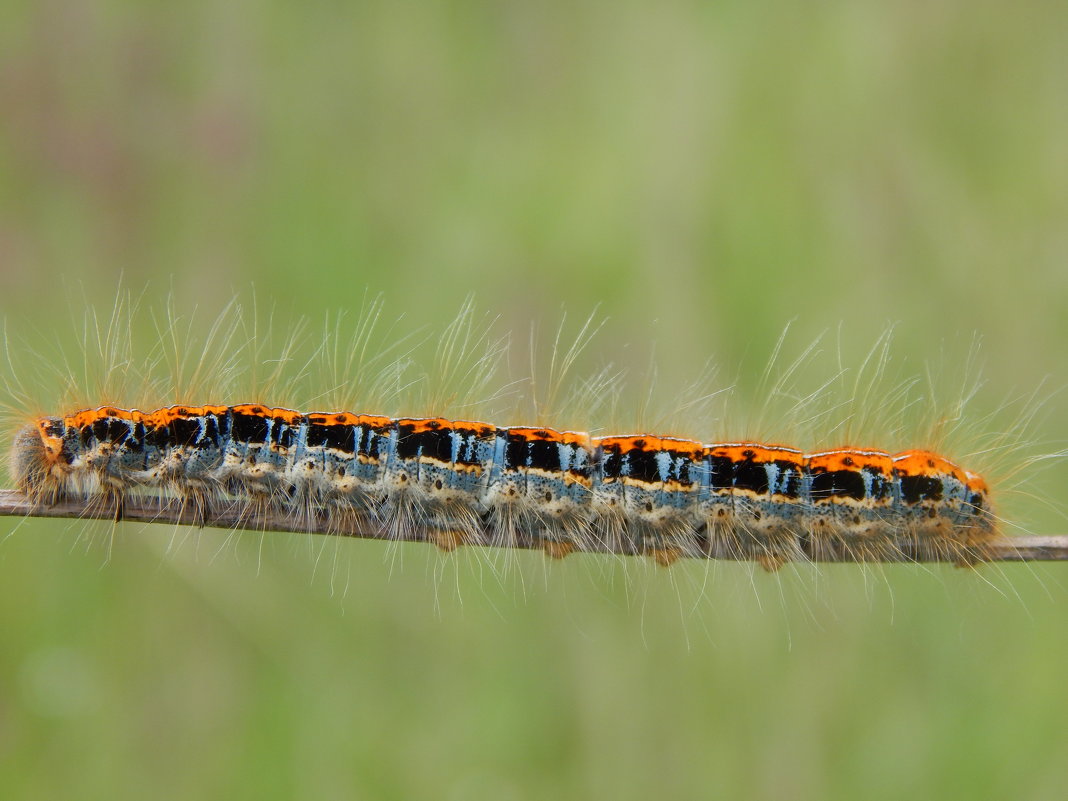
[0,488,1064,562]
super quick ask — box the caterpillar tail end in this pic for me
[9,421,66,505]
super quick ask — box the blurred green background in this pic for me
[2,1,1068,799]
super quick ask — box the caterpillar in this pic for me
[4,294,1043,571]
[8,402,996,570]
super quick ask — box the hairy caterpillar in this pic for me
[3,295,1045,571]
[8,402,996,571]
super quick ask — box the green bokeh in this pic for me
[1,2,1067,799]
